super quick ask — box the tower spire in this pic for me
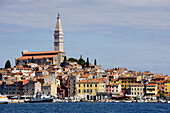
[54,13,63,52]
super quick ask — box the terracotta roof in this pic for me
[78,78,106,83]
[17,55,57,60]
[80,73,89,78]
[147,84,157,86]
[108,83,119,86]
[109,73,116,76]
[6,82,14,85]
[23,51,64,55]
[42,84,51,86]
[130,83,144,86]
[50,70,57,73]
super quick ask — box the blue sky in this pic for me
[0,0,170,75]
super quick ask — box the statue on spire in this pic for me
[57,13,60,19]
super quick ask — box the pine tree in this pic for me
[78,55,85,67]
[61,56,67,67]
[24,60,27,65]
[5,60,11,69]
[16,60,20,65]
[86,57,89,67]
[94,59,97,65]
[31,56,34,63]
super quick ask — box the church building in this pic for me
[16,14,65,66]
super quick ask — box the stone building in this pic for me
[54,13,64,52]
[68,75,77,97]
[0,80,28,96]
[16,50,65,66]
[16,13,65,66]
[106,83,121,94]
[23,80,41,96]
[129,83,144,97]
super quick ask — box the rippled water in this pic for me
[0,103,169,113]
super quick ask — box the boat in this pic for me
[24,92,53,103]
[0,94,8,104]
[166,99,170,103]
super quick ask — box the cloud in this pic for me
[0,0,170,75]
[0,0,170,33]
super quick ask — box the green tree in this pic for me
[78,55,86,67]
[86,57,89,67]
[5,60,11,69]
[94,59,97,65]
[160,92,165,98]
[31,56,34,63]
[68,58,78,62]
[24,60,27,65]
[61,56,67,67]
[16,60,20,65]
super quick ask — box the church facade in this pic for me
[16,14,65,66]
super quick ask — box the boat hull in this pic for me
[0,97,9,104]
[25,99,53,103]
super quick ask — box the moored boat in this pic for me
[0,95,8,104]
[24,92,53,103]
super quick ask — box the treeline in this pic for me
[61,55,97,68]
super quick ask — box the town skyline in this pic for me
[0,0,170,75]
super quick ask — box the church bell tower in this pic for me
[54,13,63,52]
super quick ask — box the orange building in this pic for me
[151,76,167,94]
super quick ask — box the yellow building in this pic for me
[118,75,137,91]
[146,82,157,97]
[164,78,170,97]
[76,78,106,100]
[56,79,60,86]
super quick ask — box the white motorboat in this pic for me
[24,92,53,103]
[0,95,8,104]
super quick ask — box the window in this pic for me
[161,83,164,85]
[87,84,89,87]
[90,84,92,87]
[137,88,139,90]
[165,85,167,87]
[140,88,142,90]
[128,81,130,83]
[122,81,124,83]
[135,88,136,90]
[95,84,97,87]
[87,89,89,93]
[158,82,160,85]
[83,89,86,93]
[166,89,167,91]
[95,89,97,93]
[157,87,159,89]
[90,89,92,93]
[132,88,133,90]
[79,84,80,87]
[78,89,81,93]
[84,84,86,87]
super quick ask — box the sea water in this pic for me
[0,102,169,113]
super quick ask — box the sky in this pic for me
[0,0,170,75]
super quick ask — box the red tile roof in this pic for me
[23,51,64,55]
[17,55,57,60]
